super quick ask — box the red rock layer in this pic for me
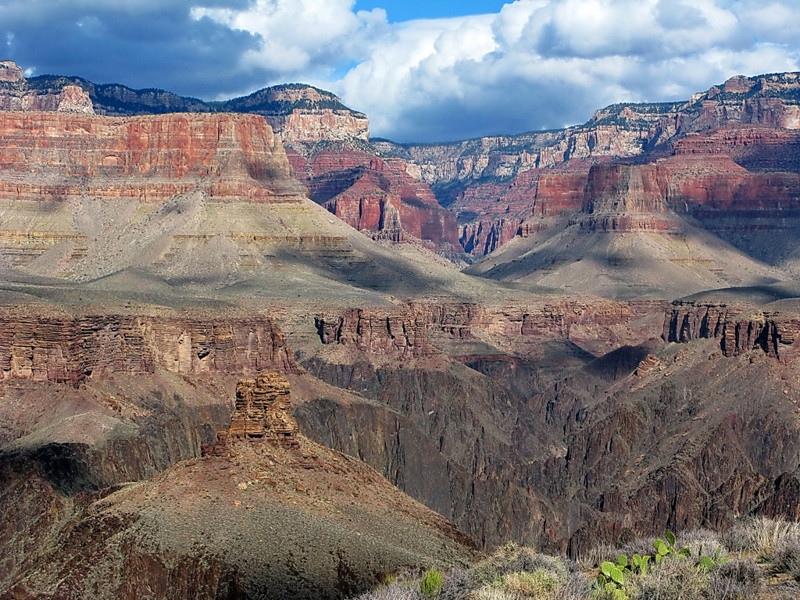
[0,313,295,384]
[577,164,681,232]
[0,111,302,204]
[458,126,800,253]
[287,147,460,251]
[456,170,589,255]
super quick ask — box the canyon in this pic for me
[1,61,800,599]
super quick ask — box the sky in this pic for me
[2,0,800,143]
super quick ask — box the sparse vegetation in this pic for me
[420,568,445,598]
[352,519,800,600]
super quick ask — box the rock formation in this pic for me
[224,371,299,442]
[0,63,461,256]
[2,61,800,592]
[0,311,295,384]
[374,72,800,257]
[665,299,800,362]
[1,369,475,600]
[226,84,370,144]
[288,146,461,253]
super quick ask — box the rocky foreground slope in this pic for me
[2,370,475,599]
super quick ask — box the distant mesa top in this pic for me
[0,61,369,142]
[0,61,24,83]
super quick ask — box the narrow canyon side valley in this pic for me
[1,58,800,598]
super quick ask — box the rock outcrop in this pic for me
[315,309,431,358]
[289,147,461,253]
[0,312,295,384]
[1,370,476,600]
[225,371,299,441]
[227,84,369,144]
[578,164,679,232]
[0,65,462,255]
[375,72,800,256]
[665,300,800,362]
[0,62,94,113]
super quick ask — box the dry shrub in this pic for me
[773,533,800,580]
[501,570,559,598]
[355,581,421,600]
[440,567,473,600]
[627,556,709,600]
[706,557,764,600]
[722,517,800,557]
[468,586,515,600]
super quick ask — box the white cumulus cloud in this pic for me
[2,0,800,141]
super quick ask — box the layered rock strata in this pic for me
[315,309,430,358]
[0,110,298,202]
[0,61,94,113]
[224,371,299,442]
[664,300,800,362]
[377,72,800,256]
[0,312,295,384]
[287,146,461,253]
[227,84,370,144]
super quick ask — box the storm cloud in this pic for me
[3,0,800,142]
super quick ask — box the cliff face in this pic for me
[287,146,461,253]
[224,84,370,144]
[1,369,475,600]
[664,300,800,362]
[0,61,94,113]
[0,110,298,202]
[0,312,295,384]
[381,72,800,190]
[297,294,800,554]
[0,63,461,256]
[578,164,678,232]
[0,108,418,287]
[373,72,800,256]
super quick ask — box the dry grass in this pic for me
[722,516,800,558]
[354,519,800,600]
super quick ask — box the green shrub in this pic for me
[420,568,444,598]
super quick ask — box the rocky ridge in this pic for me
[2,370,475,599]
[0,62,461,256]
[375,72,800,257]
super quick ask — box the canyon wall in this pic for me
[287,146,461,253]
[665,300,800,362]
[0,312,295,384]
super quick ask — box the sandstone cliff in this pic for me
[0,63,463,255]
[665,299,800,362]
[374,72,800,256]
[287,145,461,253]
[0,311,295,384]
